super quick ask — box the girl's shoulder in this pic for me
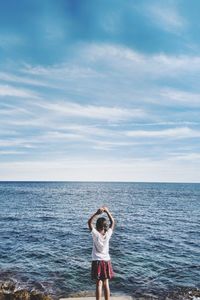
[91,227,100,237]
[106,227,113,238]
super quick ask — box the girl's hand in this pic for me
[96,208,103,215]
[102,206,109,212]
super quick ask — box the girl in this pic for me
[88,206,115,300]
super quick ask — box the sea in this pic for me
[0,181,200,299]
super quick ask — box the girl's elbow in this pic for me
[111,220,115,229]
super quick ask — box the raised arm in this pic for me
[88,208,103,231]
[103,207,115,230]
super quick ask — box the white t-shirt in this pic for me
[91,227,113,261]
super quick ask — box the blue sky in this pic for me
[0,0,200,182]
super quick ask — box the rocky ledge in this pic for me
[0,281,52,300]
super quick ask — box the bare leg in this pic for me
[96,279,103,300]
[103,279,110,300]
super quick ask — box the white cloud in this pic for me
[42,131,85,141]
[85,43,200,77]
[37,101,146,121]
[64,124,112,137]
[91,140,138,151]
[144,2,186,33]
[20,43,200,91]
[0,150,26,155]
[0,71,51,87]
[126,121,200,127]
[126,127,200,139]
[0,103,33,116]
[0,84,38,98]
[159,88,200,107]
[83,43,143,64]
[22,63,100,79]
[16,43,200,110]
[169,152,200,161]
[0,139,36,148]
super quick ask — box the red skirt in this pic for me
[91,260,114,280]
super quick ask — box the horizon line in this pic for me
[0,180,199,184]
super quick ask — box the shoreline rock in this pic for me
[0,281,52,300]
[1,279,200,300]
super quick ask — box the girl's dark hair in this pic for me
[96,217,107,231]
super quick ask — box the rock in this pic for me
[1,281,16,294]
[0,283,52,300]
[0,292,5,300]
[14,290,30,300]
[30,291,52,300]
[3,294,15,300]
[41,296,52,300]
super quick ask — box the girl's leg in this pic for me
[103,279,110,300]
[96,279,103,300]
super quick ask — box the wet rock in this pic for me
[14,290,30,300]
[1,281,16,294]
[165,287,200,300]
[41,296,51,300]
[0,293,4,300]
[3,295,14,300]
[190,289,200,297]
[29,291,52,300]
[0,283,52,300]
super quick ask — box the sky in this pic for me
[0,0,200,182]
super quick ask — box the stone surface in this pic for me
[60,296,133,300]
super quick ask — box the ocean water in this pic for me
[0,181,200,299]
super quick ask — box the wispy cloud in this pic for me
[0,150,26,155]
[159,88,200,107]
[20,43,200,86]
[83,43,200,77]
[91,140,139,151]
[22,63,100,79]
[17,43,200,106]
[126,127,200,139]
[169,152,200,161]
[41,130,85,141]
[0,71,52,88]
[144,2,186,34]
[0,84,38,98]
[0,139,35,148]
[37,101,146,121]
